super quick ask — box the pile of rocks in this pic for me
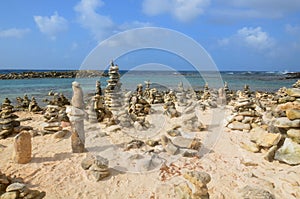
[0,171,45,198]
[42,105,63,135]
[15,95,30,111]
[163,91,180,118]
[117,91,133,128]
[176,82,188,106]
[81,155,110,181]
[270,82,300,165]
[0,98,20,139]
[148,88,164,104]
[129,93,151,130]
[226,85,262,132]
[175,171,211,199]
[28,97,42,112]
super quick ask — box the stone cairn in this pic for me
[81,155,110,181]
[103,61,122,126]
[175,171,211,199]
[163,90,180,118]
[118,91,133,128]
[129,84,151,130]
[42,105,63,135]
[0,171,46,198]
[67,81,86,153]
[226,85,262,132]
[176,82,188,107]
[15,94,30,111]
[0,98,20,139]
[266,81,300,165]
[28,97,42,112]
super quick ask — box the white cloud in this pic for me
[0,28,30,38]
[220,27,275,51]
[34,12,68,40]
[212,0,300,19]
[142,0,210,22]
[74,0,152,42]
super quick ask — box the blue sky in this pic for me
[0,0,300,71]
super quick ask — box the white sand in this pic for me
[0,107,300,199]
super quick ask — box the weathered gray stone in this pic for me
[6,182,25,192]
[239,185,275,199]
[274,138,300,165]
[161,135,179,155]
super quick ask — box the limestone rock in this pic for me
[172,137,201,150]
[249,127,281,148]
[240,140,260,153]
[287,88,300,97]
[287,129,300,143]
[12,132,31,164]
[239,185,275,199]
[0,191,18,199]
[286,109,300,120]
[274,117,300,128]
[161,135,179,155]
[274,138,300,165]
[6,183,25,192]
[264,145,278,162]
[228,121,251,131]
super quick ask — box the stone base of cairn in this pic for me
[0,171,46,198]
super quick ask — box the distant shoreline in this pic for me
[0,70,299,80]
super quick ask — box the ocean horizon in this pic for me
[0,69,298,106]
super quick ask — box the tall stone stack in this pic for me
[104,62,123,114]
[226,85,262,132]
[0,98,20,139]
[67,81,86,153]
[28,97,42,112]
[176,82,188,106]
[271,81,300,165]
[118,91,133,128]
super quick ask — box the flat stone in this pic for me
[0,191,19,199]
[161,135,179,155]
[264,145,278,162]
[172,137,201,150]
[286,109,300,120]
[81,156,94,170]
[228,121,251,131]
[276,102,300,111]
[66,106,85,116]
[287,88,300,97]
[240,140,260,153]
[6,182,25,192]
[287,129,300,143]
[274,138,300,165]
[274,117,300,128]
[53,130,69,139]
[43,126,62,132]
[250,127,282,148]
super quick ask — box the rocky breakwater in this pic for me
[0,70,107,80]
[226,85,262,132]
[271,82,300,165]
[0,98,20,139]
[0,171,46,198]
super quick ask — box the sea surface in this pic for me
[0,70,297,105]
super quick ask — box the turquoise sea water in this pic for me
[0,70,297,105]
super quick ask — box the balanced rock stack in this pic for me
[226,85,261,132]
[81,155,110,181]
[163,91,179,118]
[104,61,123,113]
[118,91,133,128]
[42,105,62,135]
[0,171,46,198]
[271,81,300,165]
[0,98,20,139]
[176,82,188,107]
[175,171,211,199]
[148,88,164,104]
[28,97,42,112]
